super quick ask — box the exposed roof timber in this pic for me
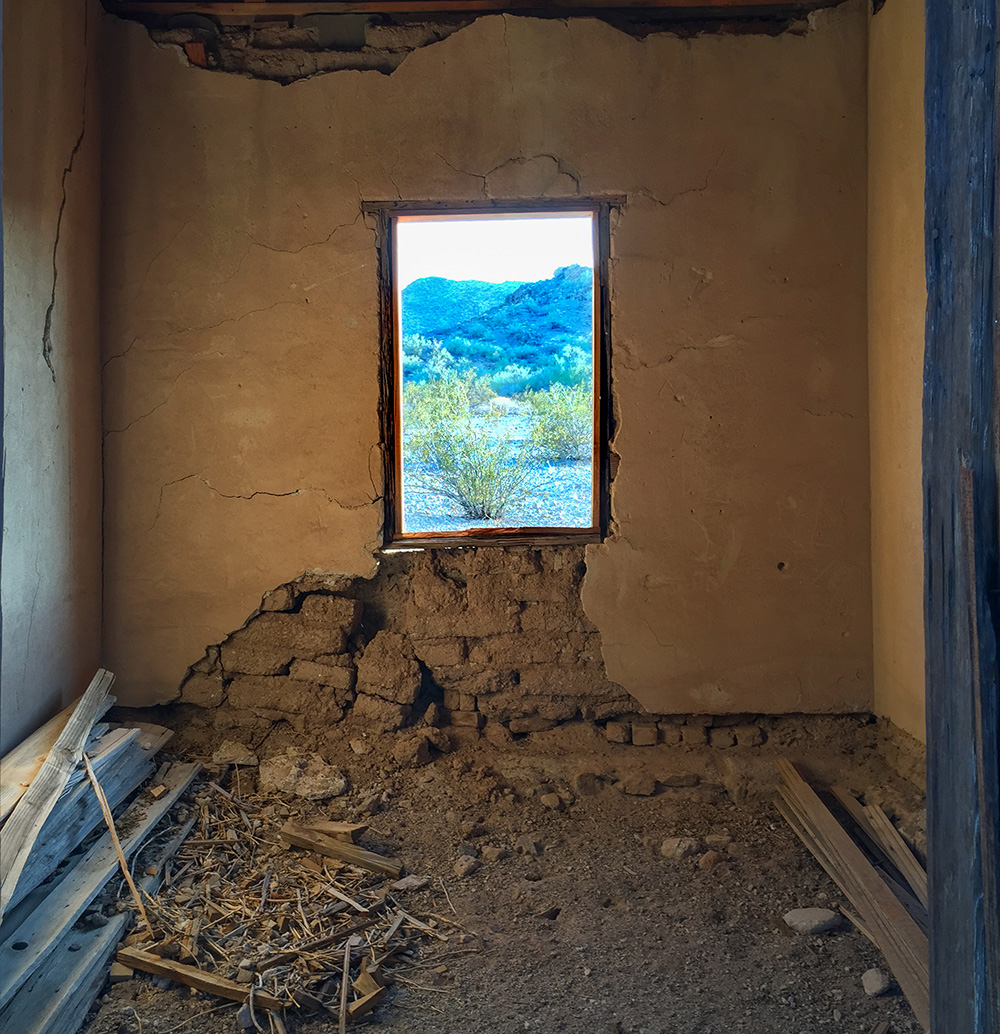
[107,0,838,16]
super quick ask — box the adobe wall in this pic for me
[101,5,872,716]
[867,0,926,743]
[1,0,104,753]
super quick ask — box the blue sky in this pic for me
[395,212,594,289]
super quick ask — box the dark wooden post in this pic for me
[923,1,999,1032]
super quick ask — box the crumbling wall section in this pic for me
[178,549,635,749]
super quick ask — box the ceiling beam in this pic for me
[107,0,834,16]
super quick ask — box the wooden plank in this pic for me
[106,0,840,13]
[0,817,196,1034]
[300,820,368,843]
[923,0,999,1026]
[0,762,201,1010]
[831,787,928,910]
[280,822,403,877]
[775,761,929,1029]
[117,947,286,1011]
[863,803,928,909]
[3,729,168,913]
[0,670,115,921]
[0,697,117,825]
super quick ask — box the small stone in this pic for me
[509,716,559,735]
[573,771,603,795]
[458,842,479,858]
[349,738,370,755]
[697,849,721,869]
[360,793,382,816]
[660,836,702,860]
[392,875,430,892]
[617,773,657,796]
[604,721,631,744]
[862,968,891,996]
[453,855,481,877]
[631,723,659,746]
[704,834,733,849]
[709,727,736,748]
[109,963,133,984]
[422,702,442,727]
[392,734,432,768]
[539,792,564,811]
[782,907,843,935]
[481,845,507,863]
[236,965,255,984]
[660,772,700,788]
[211,740,258,766]
[484,722,514,747]
[460,818,488,836]
[433,964,448,975]
[515,836,543,857]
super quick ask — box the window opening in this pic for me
[379,203,611,547]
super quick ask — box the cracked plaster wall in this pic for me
[102,3,872,714]
[867,0,926,742]
[1,0,104,752]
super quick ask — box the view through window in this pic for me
[391,209,602,541]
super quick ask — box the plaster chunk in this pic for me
[258,749,347,799]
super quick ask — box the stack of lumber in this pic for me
[0,670,200,1034]
[774,759,929,1031]
[117,780,468,1026]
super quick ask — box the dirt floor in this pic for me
[82,716,925,1034]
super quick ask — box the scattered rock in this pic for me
[258,750,347,799]
[392,733,432,768]
[697,849,721,869]
[539,792,564,811]
[392,875,431,892]
[573,771,603,795]
[481,845,507,863]
[212,740,258,766]
[862,968,891,996]
[457,842,479,858]
[422,702,443,727]
[484,722,514,747]
[617,773,657,796]
[349,738,370,755]
[515,836,543,857]
[453,855,481,877]
[782,907,843,935]
[660,837,702,860]
[660,773,700,788]
[704,834,732,850]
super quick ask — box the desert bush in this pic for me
[524,382,592,462]
[403,373,530,520]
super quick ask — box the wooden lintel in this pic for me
[106,0,835,17]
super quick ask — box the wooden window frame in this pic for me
[367,197,619,551]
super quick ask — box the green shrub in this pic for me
[524,382,592,462]
[403,373,530,520]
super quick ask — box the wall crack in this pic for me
[41,2,90,383]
